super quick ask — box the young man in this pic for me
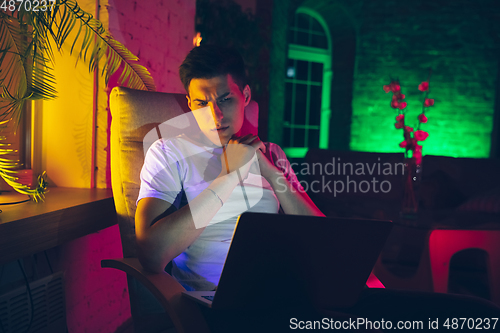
[135,45,500,332]
[135,45,324,292]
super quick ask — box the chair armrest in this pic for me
[101,258,210,333]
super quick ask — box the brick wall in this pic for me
[107,0,196,93]
[285,0,499,157]
[61,225,129,333]
[348,0,500,157]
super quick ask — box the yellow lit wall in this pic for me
[41,0,107,188]
[41,49,93,188]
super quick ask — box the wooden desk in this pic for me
[0,187,116,265]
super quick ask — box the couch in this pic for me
[304,149,500,227]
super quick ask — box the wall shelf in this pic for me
[0,187,116,265]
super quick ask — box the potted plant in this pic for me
[0,0,155,201]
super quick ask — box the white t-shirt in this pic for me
[137,134,303,290]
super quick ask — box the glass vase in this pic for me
[400,156,421,223]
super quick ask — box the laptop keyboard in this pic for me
[202,295,214,301]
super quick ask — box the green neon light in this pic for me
[350,91,494,158]
[283,147,309,158]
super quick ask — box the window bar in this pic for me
[290,59,297,147]
[289,14,298,147]
[308,15,312,47]
[284,124,320,129]
[284,78,321,86]
[304,16,313,148]
[291,27,325,37]
[293,13,298,44]
[305,61,312,148]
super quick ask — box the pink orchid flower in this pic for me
[393,92,405,100]
[424,98,434,107]
[384,82,401,93]
[413,150,422,165]
[414,130,429,141]
[418,114,428,123]
[391,82,401,92]
[418,81,429,91]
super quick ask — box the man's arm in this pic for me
[136,137,259,273]
[135,172,240,273]
[263,168,325,217]
[255,145,325,217]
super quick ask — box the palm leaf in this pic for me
[0,12,58,122]
[0,13,28,101]
[0,168,48,203]
[0,136,48,202]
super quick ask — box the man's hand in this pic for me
[255,145,281,182]
[220,134,281,183]
[240,136,283,181]
[220,134,261,179]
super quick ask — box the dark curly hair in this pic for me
[179,44,248,94]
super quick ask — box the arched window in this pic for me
[283,8,332,158]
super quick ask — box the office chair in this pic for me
[101,86,258,333]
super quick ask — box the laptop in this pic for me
[182,212,392,310]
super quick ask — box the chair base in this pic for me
[102,258,211,333]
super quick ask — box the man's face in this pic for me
[187,74,251,147]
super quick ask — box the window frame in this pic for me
[283,7,332,158]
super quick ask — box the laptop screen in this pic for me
[212,212,392,310]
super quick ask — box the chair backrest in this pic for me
[109,86,259,258]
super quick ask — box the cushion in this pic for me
[419,170,466,210]
[458,187,500,214]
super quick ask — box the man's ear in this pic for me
[186,94,192,110]
[243,85,251,107]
